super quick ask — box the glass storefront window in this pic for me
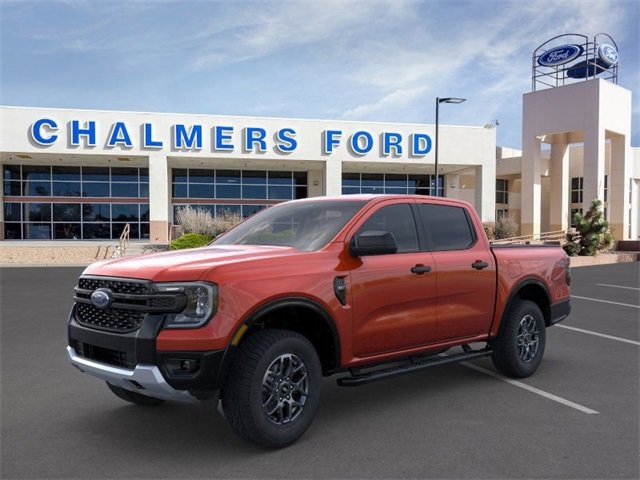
[268,185,293,200]
[189,184,214,199]
[111,182,139,197]
[28,203,51,221]
[111,167,139,181]
[3,165,21,180]
[23,166,51,181]
[26,181,51,196]
[172,169,188,182]
[82,167,110,181]
[242,185,266,199]
[4,203,21,221]
[26,223,51,239]
[343,173,436,196]
[4,223,22,239]
[54,223,81,239]
[172,183,188,198]
[52,166,80,181]
[189,169,215,183]
[268,171,293,185]
[82,182,110,197]
[216,184,241,198]
[216,170,241,184]
[53,182,81,196]
[83,203,110,221]
[242,170,267,184]
[3,180,23,196]
[53,204,81,222]
[112,204,139,222]
[84,223,111,239]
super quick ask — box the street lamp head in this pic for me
[434,96,467,198]
[438,97,466,104]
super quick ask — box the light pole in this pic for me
[435,97,466,196]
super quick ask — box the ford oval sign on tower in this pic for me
[537,44,583,67]
[597,43,619,67]
[532,33,619,91]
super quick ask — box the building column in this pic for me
[521,136,542,236]
[549,138,570,232]
[609,133,631,240]
[582,125,606,212]
[324,159,342,196]
[148,154,170,243]
[474,164,495,223]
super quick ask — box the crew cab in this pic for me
[67,195,571,448]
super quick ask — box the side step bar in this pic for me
[337,345,492,387]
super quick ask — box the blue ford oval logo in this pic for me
[91,288,113,309]
[597,44,618,67]
[538,44,583,67]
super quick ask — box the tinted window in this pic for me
[357,204,419,253]
[214,200,365,251]
[417,203,475,251]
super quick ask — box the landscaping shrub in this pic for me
[175,206,242,237]
[563,199,613,256]
[494,216,519,239]
[170,233,214,250]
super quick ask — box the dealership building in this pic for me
[0,107,498,243]
[1,35,638,244]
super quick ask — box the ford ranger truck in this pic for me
[67,195,571,448]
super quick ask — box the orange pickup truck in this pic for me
[67,195,571,448]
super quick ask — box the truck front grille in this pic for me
[73,276,184,333]
[76,303,145,333]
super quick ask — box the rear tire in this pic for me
[106,382,165,406]
[491,300,546,378]
[221,329,322,448]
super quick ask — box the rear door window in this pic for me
[416,203,476,251]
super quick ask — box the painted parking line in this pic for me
[461,362,600,415]
[571,295,639,309]
[556,324,640,346]
[596,283,640,291]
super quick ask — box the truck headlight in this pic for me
[156,282,218,328]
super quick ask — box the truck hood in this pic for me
[81,245,301,281]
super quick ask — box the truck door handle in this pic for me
[411,264,432,274]
[471,260,489,270]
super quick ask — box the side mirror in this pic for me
[349,230,398,256]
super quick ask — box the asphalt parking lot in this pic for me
[1,263,638,479]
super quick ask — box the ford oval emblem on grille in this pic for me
[91,288,113,309]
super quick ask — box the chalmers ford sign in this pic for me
[29,118,434,157]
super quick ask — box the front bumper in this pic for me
[67,346,199,403]
[68,307,228,401]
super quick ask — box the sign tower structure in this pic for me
[521,33,633,240]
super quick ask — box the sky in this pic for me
[1,0,638,149]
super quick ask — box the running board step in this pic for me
[337,347,492,387]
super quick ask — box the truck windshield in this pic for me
[212,199,367,251]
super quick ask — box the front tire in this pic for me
[221,329,322,448]
[491,300,546,378]
[106,382,165,406]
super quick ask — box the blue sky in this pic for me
[1,0,638,149]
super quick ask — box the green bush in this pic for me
[170,233,214,250]
[563,199,613,256]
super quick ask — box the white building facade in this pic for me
[0,106,496,243]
